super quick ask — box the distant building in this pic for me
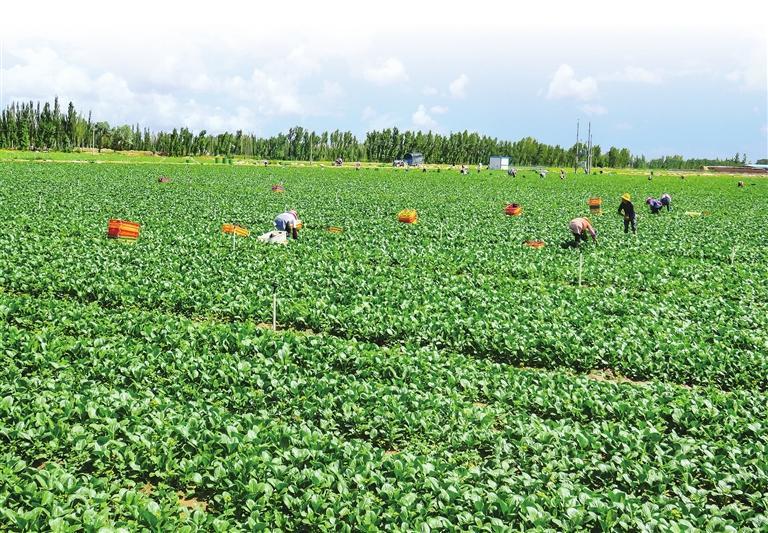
[489,156,510,170]
[404,152,424,166]
[703,165,768,174]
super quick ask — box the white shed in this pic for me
[489,156,510,170]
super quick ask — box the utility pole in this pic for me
[587,121,592,174]
[1,39,4,114]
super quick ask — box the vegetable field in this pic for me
[1,162,767,531]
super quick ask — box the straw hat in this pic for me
[621,193,631,201]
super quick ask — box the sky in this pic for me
[1,0,766,160]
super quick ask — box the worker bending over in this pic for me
[275,210,300,239]
[618,193,637,234]
[646,197,663,214]
[569,217,597,246]
[660,193,672,211]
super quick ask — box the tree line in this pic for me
[0,99,749,169]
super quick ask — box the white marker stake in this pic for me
[578,252,583,287]
[272,290,277,332]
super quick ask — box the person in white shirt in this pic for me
[274,210,299,240]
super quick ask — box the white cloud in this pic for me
[448,74,469,99]
[363,58,408,85]
[319,80,344,99]
[580,103,607,115]
[724,44,766,91]
[422,86,438,96]
[219,68,303,114]
[412,104,438,130]
[1,46,319,133]
[546,64,598,100]
[602,66,662,84]
[429,105,448,114]
[361,106,399,130]
[361,106,377,121]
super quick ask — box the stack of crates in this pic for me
[588,197,602,216]
[505,203,522,216]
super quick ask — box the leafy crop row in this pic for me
[1,293,767,530]
[1,163,766,389]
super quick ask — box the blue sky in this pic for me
[1,0,766,160]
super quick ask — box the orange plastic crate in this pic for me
[505,204,522,216]
[398,209,418,223]
[328,226,343,233]
[587,197,602,207]
[107,219,140,240]
[222,223,250,237]
[524,240,545,249]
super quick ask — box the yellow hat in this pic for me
[621,193,631,201]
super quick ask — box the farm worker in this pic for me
[508,167,517,177]
[738,181,745,188]
[460,164,468,175]
[618,193,637,234]
[646,197,663,214]
[274,210,299,240]
[660,193,672,211]
[569,217,598,245]
[539,169,548,178]
[560,169,566,180]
